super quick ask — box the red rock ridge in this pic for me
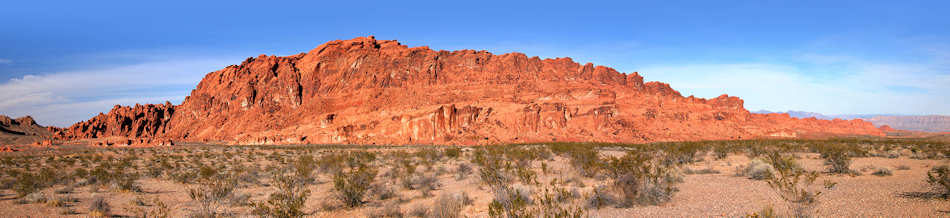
[55,36,884,145]
[55,102,175,145]
[1,115,55,145]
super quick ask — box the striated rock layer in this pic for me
[56,36,885,145]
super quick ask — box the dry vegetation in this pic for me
[0,138,948,217]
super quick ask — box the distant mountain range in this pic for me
[753,110,950,132]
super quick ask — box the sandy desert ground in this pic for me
[0,139,948,218]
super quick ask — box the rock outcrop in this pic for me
[54,36,885,145]
[0,115,54,145]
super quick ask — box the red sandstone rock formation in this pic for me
[55,36,885,145]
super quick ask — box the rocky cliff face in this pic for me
[55,36,885,145]
[55,102,175,145]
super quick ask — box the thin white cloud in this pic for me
[0,58,237,127]
[0,58,12,64]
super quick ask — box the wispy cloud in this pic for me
[0,57,237,127]
[0,58,12,64]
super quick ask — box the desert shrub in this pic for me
[430,192,471,218]
[748,205,778,218]
[479,161,510,188]
[456,163,472,180]
[566,147,601,177]
[24,192,47,204]
[46,196,67,207]
[368,184,397,201]
[742,158,774,180]
[89,196,111,217]
[59,208,79,215]
[604,152,683,207]
[871,167,893,176]
[488,184,534,218]
[514,167,537,185]
[660,142,702,165]
[112,172,142,192]
[130,198,170,218]
[887,150,900,158]
[368,201,403,218]
[55,185,74,194]
[713,144,731,160]
[0,177,14,190]
[531,186,585,218]
[684,167,720,175]
[293,155,316,183]
[762,151,828,217]
[444,147,462,159]
[188,177,237,217]
[332,165,378,207]
[585,185,616,209]
[896,165,911,170]
[12,172,41,198]
[409,203,429,217]
[817,144,855,174]
[927,165,950,198]
[252,171,310,217]
[413,174,440,197]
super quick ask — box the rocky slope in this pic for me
[53,36,885,145]
[1,115,54,145]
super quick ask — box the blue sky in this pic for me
[1,0,948,126]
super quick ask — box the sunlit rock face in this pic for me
[55,36,885,145]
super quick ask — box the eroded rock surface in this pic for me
[54,36,886,145]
